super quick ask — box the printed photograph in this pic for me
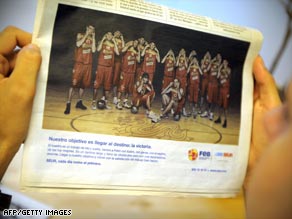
[43,4,250,145]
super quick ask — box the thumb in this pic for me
[10,44,42,89]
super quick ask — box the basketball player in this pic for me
[64,25,96,115]
[135,37,148,81]
[199,51,211,115]
[175,48,189,117]
[188,58,203,118]
[161,49,176,91]
[91,32,119,110]
[116,40,140,110]
[112,30,125,105]
[141,42,160,83]
[215,59,231,128]
[160,78,184,121]
[202,53,222,120]
[132,73,160,122]
[188,50,197,64]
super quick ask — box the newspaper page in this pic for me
[21,0,263,197]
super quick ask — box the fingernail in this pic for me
[23,43,40,52]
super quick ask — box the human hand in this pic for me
[246,77,292,218]
[244,56,281,189]
[0,26,41,180]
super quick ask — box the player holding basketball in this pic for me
[64,25,96,115]
[91,32,119,110]
[188,57,203,119]
[112,30,125,105]
[215,59,231,128]
[160,78,184,121]
[141,42,160,83]
[116,40,140,110]
[131,73,160,122]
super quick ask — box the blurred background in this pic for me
[0,0,291,87]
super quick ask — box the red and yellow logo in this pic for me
[188,149,198,161]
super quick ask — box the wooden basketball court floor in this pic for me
[42,85,240,145]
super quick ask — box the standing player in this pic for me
[135,37,148,81]
[92,32,119,110]
[161,49,176,91]
[175,48,189,117]
[188,50,197,64]
[112,30,125,105]
[160,79,184,121]
[64,25,96,115]
[131,73,160,123]
[116,40,140,110]
[141,42,160,83]
[199,51,211,116]
[202,53,222,120]
[188,58,203,119]
[215,60,231,128]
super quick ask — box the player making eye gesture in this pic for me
[64,25,96,115]
[141,42,160,83]
[135,37,148,81]
[116,40,140,110]
[161,49,176,91]
[201,53,222,120]
[199,51,211,116]
[112,30,125,105]
[187,57,203,119]
[91,32,119,110]
[131,73,160,123]
[175,48,189,117]
[215,59,231,128]
[160,78,184,121]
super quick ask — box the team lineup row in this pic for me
[63,25,232,126]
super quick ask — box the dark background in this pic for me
[48,4,250,108]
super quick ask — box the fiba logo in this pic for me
[188,149,198,161]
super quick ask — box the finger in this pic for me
[10,44,41,89]
[253,55,281,107]
[0,54,10,76]
[0,26,32,55]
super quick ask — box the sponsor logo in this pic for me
[188,149,198,161]
[214,151,234,161]
[188,149,212,161]
[214,152,233,157]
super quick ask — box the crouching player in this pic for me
[131,73,160,123]
[160,78,184,121]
